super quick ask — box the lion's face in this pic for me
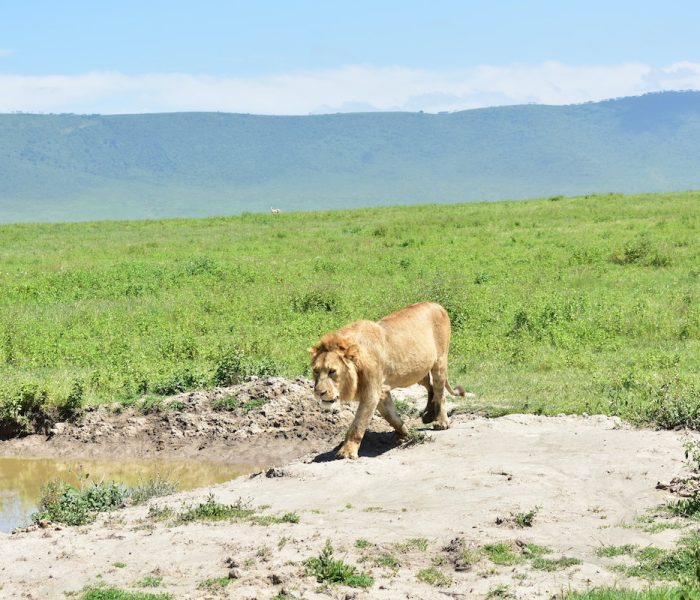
[310,348,358,411]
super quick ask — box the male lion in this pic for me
[309,301,465,460]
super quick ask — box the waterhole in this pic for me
[0,456,261,533]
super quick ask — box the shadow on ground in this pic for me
[311,431,404,462]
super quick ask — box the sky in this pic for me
[1,0,700,115]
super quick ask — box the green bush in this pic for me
[213,348,280,386]
[305,540,374,588]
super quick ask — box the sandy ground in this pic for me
[0,383,693,600]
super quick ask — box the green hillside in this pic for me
[1,92,700,222]
[1,191,698,435]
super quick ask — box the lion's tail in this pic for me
[446,382,466,397]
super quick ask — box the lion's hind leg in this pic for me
[419,374,438,424]
[377,387,409,440]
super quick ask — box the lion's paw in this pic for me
[336,445,359,460]
[433,420,450,430]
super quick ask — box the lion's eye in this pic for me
[328,369,337,378]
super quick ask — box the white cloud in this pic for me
[1,61,699,115]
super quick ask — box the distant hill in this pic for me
[1,91,700,223]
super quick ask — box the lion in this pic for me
[308,301,466,459]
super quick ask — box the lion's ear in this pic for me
[308,345,319,357]
[344,344,361,367]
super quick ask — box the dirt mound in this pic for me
[0,377,377,465]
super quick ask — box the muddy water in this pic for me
[0,456,261,533]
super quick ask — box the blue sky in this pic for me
[1,1,699,114]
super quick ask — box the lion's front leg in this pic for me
[337,384,381,460]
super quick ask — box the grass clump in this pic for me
[136,577,162,588]
[595,544,637,558]
[394,537,429,552]
[147,505,173,522]
[176,493,255,523]
[532,556,582,571]
[620,536,700,582]
[567,588,700,599]
[212,394,238,411]
[482,542,523,566]
[197,577,231,591]
[175,493,299,526]
[416,566,452,587]
[401,427,433,447]
[373,553,401,571]
[304,540,374,588]
[511,506,539,527]
[128,476,178,505]
[355,538,372,549]
[79,587,172,600]
[486,584,515,599]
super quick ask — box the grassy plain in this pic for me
[0,191,698,433]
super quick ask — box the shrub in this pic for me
[59,380,84,420]
[32,480,127,526]
[152,369,207,396]
[213,348,281,386]
[304,540,374,588]
[0,383,50,436]
[31,475,177,526]
[610,235,672,267]
[291,288,341,313]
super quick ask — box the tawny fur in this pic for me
[309,302,466,459]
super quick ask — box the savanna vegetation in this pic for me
[0,191,698,435]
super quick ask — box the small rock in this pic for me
[269,573,283,585]
[266,467,285,478]
[225,557,239,568]
[228,568,241,579]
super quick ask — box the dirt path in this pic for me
[0,382,692,599]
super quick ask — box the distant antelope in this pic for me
[270,206,281,214]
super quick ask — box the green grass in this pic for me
[304,541,374,588]
[567,588,700,599]
[394,537,430,552]
[136,577,162,588]
[532,556,582,571]
[618,536,700,582]
[31,475,177,526]
[486,585,515,599]
[596,545,637,558]
[175,493,299,526]
[1,192,699,434]
[79,587,172,600]
[416,567,452,587]
[373,553,401,570]
[482,543,523,566]
[197,577,231,591]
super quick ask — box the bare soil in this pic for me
[0,378,694,599]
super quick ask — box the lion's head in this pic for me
[308,333,360,411]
